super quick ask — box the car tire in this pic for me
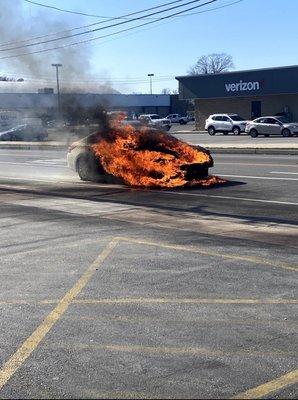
[208,126,216,135]
[77,154,97,181]
[265,134,269,138]
[250,129,259,138]
[232,126,241,135]
[179,119,187,125]
[282,128,291,137]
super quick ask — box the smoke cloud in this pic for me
[0,0,116,93]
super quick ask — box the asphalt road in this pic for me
[0,148,297,399]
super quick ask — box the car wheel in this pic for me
[223,132,229,136]
[10,135,18,141]
[179,119,186,125]
[250,129,258,138]
[282,128,291,137]
[232,126,241,135]
[77,155,97,181]
[265,134,269,138]
[208,126,216,135]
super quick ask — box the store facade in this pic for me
[176,65,298,129]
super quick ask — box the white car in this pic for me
[138,114,171,131]
[205,114,248,135]
[166,114,189,125]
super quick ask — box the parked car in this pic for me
[0,124,48,141]
[138,114,171,131]
[245,116,298,138]
[166,114,189,125]
[205,114,248,135]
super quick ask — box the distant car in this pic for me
[205,114,248,135]
[166,114,189,125]
[0,124,48,141]
[245,116,298,138]
[138,114,171,131]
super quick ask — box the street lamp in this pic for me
[51,63,62,118]
[148,73,154,95]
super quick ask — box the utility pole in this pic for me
[51,63,62,118]
[148,73,154,95]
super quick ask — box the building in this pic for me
[0,93,173,118]
[176,65,298,129]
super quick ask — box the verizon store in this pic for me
[176,65,298,129]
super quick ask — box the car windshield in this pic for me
[229,115,245,121]
[150,115,160,120]
[276,116,290,123]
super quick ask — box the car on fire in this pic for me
[67,127,213,185]
[138,114,171,131]
[0,124,48,141]
[245,116,298,137]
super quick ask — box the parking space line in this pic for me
[0,238,118,391]
[43,342,295,360]
[232,369,298,399]
[1,298,297,307]
[73,298,298,305]
[116,237,298,271]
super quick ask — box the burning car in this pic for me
[67,119,221,188]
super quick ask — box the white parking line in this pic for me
[218,174,298,181]
[270,171,298,175]
[161,191,298,206]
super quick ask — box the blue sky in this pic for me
[13,0,298,93]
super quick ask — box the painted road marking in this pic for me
[0,161,67,168]
[43,341,295,360]
[218,174,298,181]
[216,162,298,167]
[271,171,298,175]
[0,238,118,391]
[116,237,298,271]
[232,369,298,399]
[0,298,297,306]
[72,298,298,305]
[161,191,298,206]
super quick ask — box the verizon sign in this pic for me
[225,80,260,93]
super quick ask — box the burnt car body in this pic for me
[67,126,213,185]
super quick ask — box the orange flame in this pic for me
[92,118,224,189]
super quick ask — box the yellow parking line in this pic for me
[231,369,298,399]
[73,298,298,305]
[0,238,118,391]
[2,298,296,307]
[116,237,298,271]
[44,342,294,359]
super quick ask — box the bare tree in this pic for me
[188,53,234,75]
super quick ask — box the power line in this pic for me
[1,0,241,48]
[3,0,205,52]
[0,0,185,48]
[0,0,216,60]
[0,0,220,60]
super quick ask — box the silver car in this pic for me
[245,116,298,138]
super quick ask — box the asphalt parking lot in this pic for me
[0,149,297,399]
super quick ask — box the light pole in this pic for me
[148,73,154,95]
[52,63,62,118]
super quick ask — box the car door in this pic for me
[221,116,232,132]
[265,118,282,135]
[255,118,267,134]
